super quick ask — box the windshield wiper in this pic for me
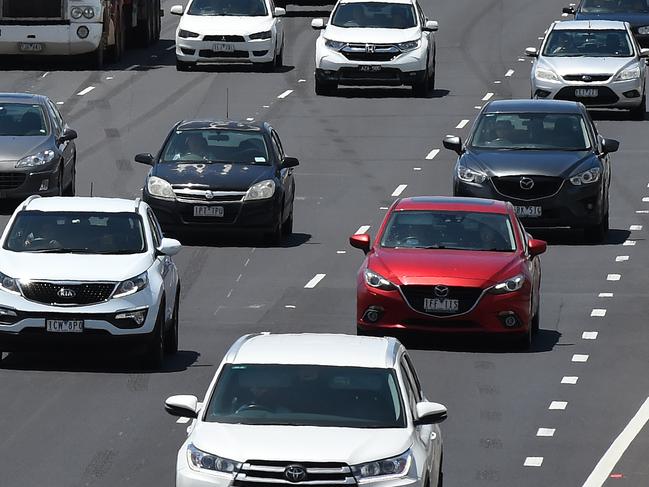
[29,247,94,254]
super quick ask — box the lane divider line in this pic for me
[582,332,598,340]
[76,86,95,96]
[549,401,568,410]
[591,309,607,317]
[635,210,649,214]
[278,89,293,99]
[505,69,515,77]
[355,225,371,234]
[426,149,440,160]
[537,428,556,437]
[562,376,579,384]
[456,119,469,129]
[304,273,326,289]
[572,354,589,363]
[336,250,346,254]
[176,417,191,424]
[524,457,544,467]
[615,256,629,262]
[482,92,494,101]
[623,240,637,246]
[392,184,407,197]
[607,274,621,281]
[630,225,643,231]
[598,292,614,298]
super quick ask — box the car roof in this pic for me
[552,19,628,30]
[175,119,264,132]
[225,333,402,368]
[337,0,414,5]
[21,196,140,214]
[0,92,47,105]
[484,99,583,114]
[394,196,510,214]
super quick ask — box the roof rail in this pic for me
[134,197,142,212]
[21,194,41,210]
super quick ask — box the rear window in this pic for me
[0,103,48,137]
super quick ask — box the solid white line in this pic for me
[505,69,514,77]
[550,401,567,410]
[126,64,139,71]
[591,309,607,317]
[630,225,643,231]
[284,304,296,309]
[524,457,543,467]
[304,273,326,289]
[426,148,440,160]
[607,274,621,281]
[643,197,649,202]
[392,184,407,197]
[582,331,599,340]
[562,376,579,384]
[413,167,422,171]
[56,101,64,105]
[456,119,469,129]
[635,210,649,213]
[336,250,346,254]
[76,86,95,96]
[176,417,191,424]
[494,80,501,84]
[582,397,649,487]
[277,89,293,99]
[537,428,556,437]
[166,44,176,51]
[598,292,614,298]
[355,225,371,234]
[572,354,589,363]
[615,256,629,262]
[482,92,494,101]
[623,240,637,246]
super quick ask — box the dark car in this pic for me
[135,120,298,243]
[564,0,649,47]
[0,93,77,199]
[442,99,619,242]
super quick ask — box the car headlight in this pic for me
[113,272,148,298]
[364,269,396,291]
[249,30,272,40]
[351,450,411,480]
[243,179,275,201]
[638,26,649,35]
[71,6,83,18]
[324,38,346,51]
[16,150,56,168]
[616,65,641,81]
[535,68,559,81]
[147,176,176,200]
[178,29,200,38]
[570,167,600,186]
[397,40,420,51]
[187,444,241,474]
[82,6,95,18]
[0,272,20,295]
[489,274,525,294]
[457,163,487,184]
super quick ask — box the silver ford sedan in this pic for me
[526,20,648,119]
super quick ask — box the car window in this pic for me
[46,101,63,134]
[542,29,634,57]
[402,354,423,400]
[581,0,649,13]
[188,0,268,16]
[400,356,422,402]
[146,209,162,247]
[416,3,425,25]
[331,2,417,29]
[399,364,418,412]
[0,103,49,137]
[270,130,285,160]
[516,218,528,253]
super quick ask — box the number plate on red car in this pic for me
[423,298,459,313]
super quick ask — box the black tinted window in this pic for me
[0,103,48,136]
[582,0,649,13]
[161,129,270,164]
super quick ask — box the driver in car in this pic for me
[173,133,212,161]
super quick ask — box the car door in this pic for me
[46,99,75,183]
[269,128,294,217]
[415,2,433,71]
[146,208,178,321]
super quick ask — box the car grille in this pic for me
[199,49,248,58]
[403,318,479,328]
[554,86,619,105]
[491,176,564,200]
[562,74,612,82]
[21,282,116,306]
[338,67,401,81]
[173,187,246,202]
[341,44,400,62]
[0,173,27,189]
[203,35,245,42]
[234,461,356,487]
[400,285,483,316]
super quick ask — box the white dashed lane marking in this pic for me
[599,292,613,298]
[591,309,607,317]
[392,184,407,197]
[582,332,598,340]
[482,92,494,101]
[277,89,293,99]
[630,225,643,231]
[562,376,579,384]
[456,119,470,129]
[76,86,95,96]
[524,457,544,467]
[355,225,371,234]
[176,417,191,424]
[615,256,629,262]
[549,401,568,410]
[537,428,556,437]
[505,69,514,77]
[623,240,637,246]
[607,274,621,281]
[572,354,589,363]
[426,149,440,160]
[304,274,326,289]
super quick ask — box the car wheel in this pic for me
[64,159,76,196]
[282,208,293,236]
[143,301,165,370]
[164,288,180,355]
[265,213,283,245]
[584,212,609,243]
[176,59,194,71]
[315,77,336,96]
[276,42,284,69]
[412,68,430,97]
[630,94,646,120]
[437,453,444,487]
[532,301,540,334]
[356,325,381,337]
[57,166,65,196]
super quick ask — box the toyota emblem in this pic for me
[434,285,449,298]
[284,465,307,483]
[57,287,76,298]
[519,177,534,190]
[205,190,214,200]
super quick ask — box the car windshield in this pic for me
[470,112,591,150]
[204,364,406,428]
[542,29,633,57]
[187,0,268,16]
[331,2,417,29]
[380,210,517,251]
[581,0,649,13]
[4,211,147,254]
[160,129,271,164]
[0,103,48,137]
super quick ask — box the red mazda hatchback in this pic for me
[350,196,547,348]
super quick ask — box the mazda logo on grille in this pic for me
[284,465,307,483]
[365,43,375,53]
[434,285,449,298]
[205,190,214,200]
[57,288,76,298]
[519,177,535,190]
[581,75,592,81]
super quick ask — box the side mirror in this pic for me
[423,20,438,32]
[273,7,286,16]
[602,138,620,154]
[135,153,155,165]
[59,128,78,143]
[640,48,649,58]
[157,237,182,256]
[528,238,547,257]
[414,401,447,425]
[562,5,575,14]
[349,233,370,254]
[282,156,299,169]
[442,135,463,155]
[311,18,325,29]
[165,395,198,418]
[170,4,184,15]
[524,47,538,57]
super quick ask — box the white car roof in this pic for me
[337,0,414,5]
[22,196,140,214]
[553,20,628,30]
[226,333,402,368]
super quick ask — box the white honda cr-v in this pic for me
[0,196,181,369]
[311,0,438,96]
[165,333,447,487]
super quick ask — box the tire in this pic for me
[630,94,645,120]
[282,209,293,236]
[356,325,381,337]
[176,59,194,71]
[164,288,180,355]
[63,159,76,196]
[143,301,165,370]
[57,166,65,196]
[315,77,336,96]
[265,214,283,245]
[276,43,284,69]
[437,453,444,487]
[412,68,430,97]
[584,212,609,243]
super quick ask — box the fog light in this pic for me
[499,312,521,328]
[39,179,49,191]
[77,26,89,39]
[253,50,268,56]
[114,308,148,328]
[534,89,551,98]
[180,47,195,55]
[363,306,383,323]
[0,307,18,325]
[623,90,640,98]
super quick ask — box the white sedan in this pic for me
[171,0,285,71]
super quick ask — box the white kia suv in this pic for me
[0,196,181,369]
[171,0,286,71]
[311,0,438,96]
[165,333,447,487]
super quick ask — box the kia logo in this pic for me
[519,177,535,190]
[581,75,592,82]
[434,285,449,298]
[57,287,76,298]
[205,190,214,200]
[284,465,307,483]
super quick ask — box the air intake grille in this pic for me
[234,461,356,487]
[21,282,116,305]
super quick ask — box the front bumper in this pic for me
[532,75,644,109]
[176,37,275,64]
[0,22,102,55]
[0,166,64,199]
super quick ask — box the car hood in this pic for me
[180,15,274,35]
[153,162,275,191]
[0,136,51,162]
[322,25,420,44]
[538,56,635,76]
[461,149,597,178]
[191,422,412,465]
[0,252,151,282]
[368,248,521,286]
[576,11,649,27]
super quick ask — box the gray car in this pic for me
[526,20,648,119]
[0,93,77,199]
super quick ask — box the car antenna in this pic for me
[90,182,94,197]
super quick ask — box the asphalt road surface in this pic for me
[2,0,649,486]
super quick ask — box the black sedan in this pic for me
[0,93,77,199]
[443,99,619,242]
[135,120,298,243]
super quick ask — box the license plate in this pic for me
[423,298,459,313]
[213,43,234,52]
[514,206,542,218]
[193,205,224,217]
[46,319,84,333]
[18,42,43,52]
[359,65,381,72]
[575,88,598,98]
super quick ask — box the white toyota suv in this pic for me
[311,0,438,96]
[0,196,181,369]
[165,333,447,487]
